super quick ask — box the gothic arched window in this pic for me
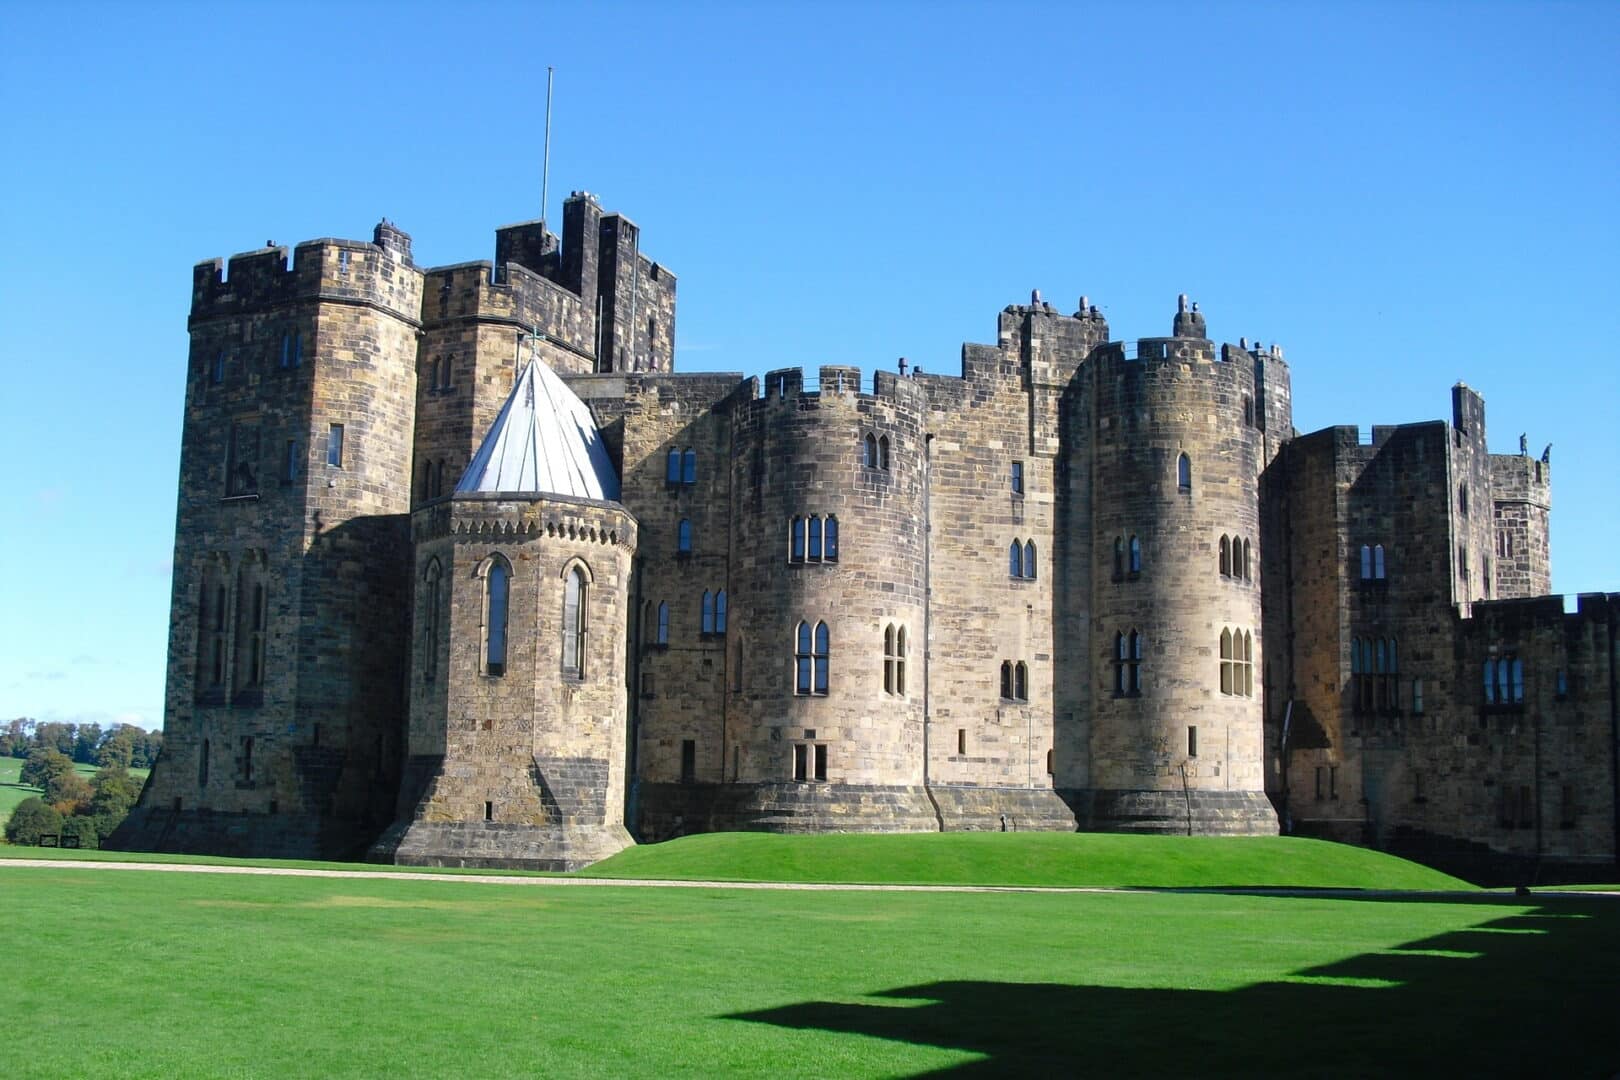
[483,555,511,677]
[562,565,587,679]
[1177,453,1192,492]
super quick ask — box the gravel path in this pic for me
[5,858,1616,900]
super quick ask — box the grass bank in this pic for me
[587,831,1474,890]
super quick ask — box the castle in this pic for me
[114,192,1619,881]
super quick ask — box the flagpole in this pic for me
[541,66,555,228]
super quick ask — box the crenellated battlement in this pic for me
[746,364,928,412]
[190,221,423,324]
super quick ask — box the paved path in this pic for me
[4,858,1617,901]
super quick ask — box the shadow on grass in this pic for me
[725,897,1620,1077]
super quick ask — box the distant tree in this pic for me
[96,733,134,771]
[47,771,93,814]
[4,798,62,845]
[90,767,143,820]
[2,717,35,758]
[20,749,74,792]
[58,816,99,850]
[73,722,104,765]
[34,722,76,757]
[132,729,163,770]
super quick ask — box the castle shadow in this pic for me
[723,896,1619,1076]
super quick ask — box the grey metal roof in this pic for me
[455,358,621,501]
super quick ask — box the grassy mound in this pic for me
[586,832,1474,891]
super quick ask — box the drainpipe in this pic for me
[1609,599,1619,876]
[920,433,946,835]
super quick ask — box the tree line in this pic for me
[1,718,162,770]
[3,718,162,849]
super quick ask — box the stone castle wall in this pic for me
[121,203,1615,878]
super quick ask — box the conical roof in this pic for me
[455,358,621,501]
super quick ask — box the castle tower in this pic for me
[1489,451,1552,599]
[693,366,937,832]
[117,224,424,857]
[374,359,637,870]
[1065,299,1278,834]
[409,193,677,517]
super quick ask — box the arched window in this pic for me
[824,516,839,561]
[808,515,823,560]
[1114,537,1124,579]
[677,519,692,553]
[797,622,814,695]
[656,601,670,646]
[715,590,728,634]
[232,557,268,693]
[1373,544,1386,580]
[1242,631,1254,697]
[790,516,805,562]
[1361,545,1373,580]
[1242,539,1252,581]
[878,435,891,470]
[895,626,906,695]
[1000,660,1013,700]
[796,620,828,695]
[1009,541,1023,578]
[1219,535,1231,577]
[682,448,697,485]
[1023,540,1036,580]
[562,566,587,679]
[1114,632,1128,694]
[1177,453,1192,492]
[422,559,442,683]
[814,621,830,694]
[884,624,897,695]
[1129,536,1142,574]
[864,433,878,468]
[702,590,715,635]
[198,738,210,788]
[1014,661,1029,702]
[1131,631,1144,689]
[1219,628,1234,695]
[483,556,510,676]
[666,448,681,483]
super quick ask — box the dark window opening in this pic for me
[680,740,696,784]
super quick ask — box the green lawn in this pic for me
[588,831,1473,890]
[0,756,150,830]
[2,863,1614,1077]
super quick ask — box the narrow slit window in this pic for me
[878,436,891,470]
[1011,461,1024,495]
[1129,536,1142,575]
[824,516,839,561]
[808,516,823,560]
[656,601,669,646]
[702,590,715,635]
[715,590,727,634]
[326,423,344,468]
[813,743,827,781]
[863,433,878,468]
[680,740,696,784]
[666,448,680,483]
[1177,453,1191,492]
[790,516,805,562]
[1023,540,1036,580]
[677,519,692,553]
[682,448,697,485]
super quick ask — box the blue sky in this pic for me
[2,2,1615,731]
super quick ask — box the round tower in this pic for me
[1080,298,1277,834]
[715,365,936,832]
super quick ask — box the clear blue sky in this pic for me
[2,2,1615,731]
